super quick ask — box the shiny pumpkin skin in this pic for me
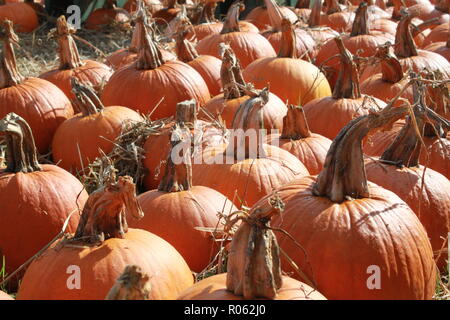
[186,21,258,42]
[16,229,194,300]
[84,7,131,30]
[245,6,298,31]
[422,22,449,47]
[100,60,211,120]
[196,32,276,68]
[365,160,450,269]
[424,41,450,61]
[186,55,222,97]
[133,186,237,272]
[360,74,414,107]
[0,2,38,33]
[262,177,437,300]
[243,57,332,106]
[0,77,74,154]
[263,28,318,61]
[39,60,113,100]
[0,165,88,280]
[177,273,327,300]
[106,48,176,70]
[52,106,143,173]
[303,95,387,140]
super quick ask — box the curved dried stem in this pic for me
[0,20,24,88]
[55,15,84,70]
[376,42,403,83]
[278,18,297,58]
[221,1,244,34]
[350,2,370,37]
[394,9,418,58]
[220,43,247,100]
[281,105,312,139]
[71,78,105,116]
[308,0,323,27]
[136,17,165,70]
[332,37,361,99]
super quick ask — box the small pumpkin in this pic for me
[85,0,131,30]
[0,0,38,32]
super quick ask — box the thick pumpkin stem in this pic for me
[411,18,441,38]
[423,71,449,137]
[281,105,312,139]
[226,194,284,299]
[308,0,323,27]
[0,113,41,174]
[376,43,403,83]
[71,78,105,116]
[277,18,297,58]
[0,20,24,88]
[221,1,244,34]
[332,37,361,99]
[220,43,247,100]
[394,10,418,58]
[55,16,84,70]
[175,99,197,128]
[175,29,199,62]
[128,2,147,53]
[199,2,218,24]
[350,2,370,37]
[136,18,164,70]
[325,0,342,14]
[74,176,143,244]
[106,265,152,300]
[265,0,286,31]
[391,0,405,21]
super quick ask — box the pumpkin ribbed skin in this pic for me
[263,177,436,300]
[16,229,194,300]
[424,41,450,60]
[101,60,211,119]
[85,7,131,30]
[0,2,38,32]
[245,5,298,31]
[186,21,258,42]
[0,165,88,279]
[422,22,449,47]
[186,55,222,97]
[365,160,450,269]
[40,60,113,100]
[360,74,413,106]
[263,28,318,61]
[133,187,237,272]
[177,273,327,300]
[322,11,355,32]
[52,106,143,173]
[0,78,74,153]
[106,47,176,70]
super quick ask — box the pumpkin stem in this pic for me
[106,265,152,300]
[394,9,418,58]
[411,18,441,38]
[221,1,244,34]
[391,0,405,21]
[74,175,143,244]
[0,113,41,173]
[332,37,361,99]
[175,28,199,63]
[226,194,284,299]
[277,18,297,58]
[265,0,287,31]
[423,71,449,137]
[376,42,403,83]
[350,2,370,37]
[220,43,247,100]
[55,16,84,70]
[158,110,193,192]
[281,105,312,139]
[0,20,24,88]
[308,0,323,28]
[228,87,270,160]
[325,0,342,14]
[128,1,147,53]
[199,2,218,24]
[71,78,105,116]
[136,17,165,70]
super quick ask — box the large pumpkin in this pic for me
[16,176,194,300]
[0,113,88,288]
[321,0,355,32]
[251,105,437,299]
[101,14,210,120]
[52,79,143,173]
[0,1,38,32]
[243,18,332,106]
[0,20,74,154]
[302,0,340,45]
[40,16,113,101]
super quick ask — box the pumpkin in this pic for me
[424,37,450,60]
[321,0,355,32]
[260,0,318,61]
[196,2,276,68]
[303,0,340,46]
[252,103,437,299]
[175,27,222,96]
[106,265,152,300]
[243,19,331,106]
[365,83,450,270]
[267,105,332,175]
[293,0,312,23]
[361,9,450,81]
[422,21,449,46]
[0,20,74,153]
[40,16,113,101]
[408,0,449,25]
[360,43,414,106]
[101,15,210,120]
[193,87,310,208]
[316,2,394,90]
[177,197,326,300]
[0,0,38,32]
[133,115,237,272]
[85,0,131,30]
[245,0,297,31]
[16,175,194,300]
[52,79,143,173]
[201,43,287,130]
[152,0,181,25]
[0,290,13,300]
[142,99,228,191]
[0,113,88,288]
[304,37,386,139]
[124,0,164,14]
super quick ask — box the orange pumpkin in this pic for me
[85,0,131,30]
[303,0,339,45]
[0,20,74,154]
[422,22,449,46]
[0,0,38,32]
[52,79,143,173]
[408,0,449,25]
[253,105,437,299]
[101,14,210,119]
[267,105,332,175]
[16,176,194,300]
[0,113,88,288]
[196,2,276,68]
[321,0,355,32]
[243,19,331,106]
[245,0,297,31]
[40,16,113,101]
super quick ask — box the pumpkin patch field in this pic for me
[0,0,449,302]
